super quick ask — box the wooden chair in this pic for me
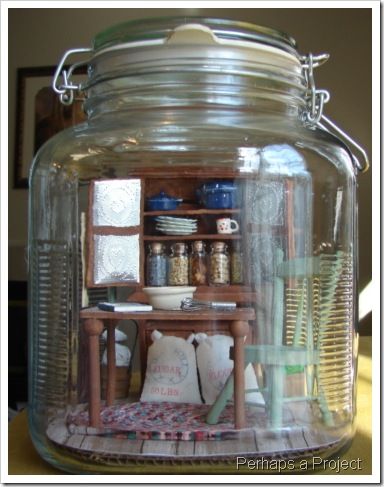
[206,249,346,429]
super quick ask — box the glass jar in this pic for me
[190,240,208,285]
[146,242,167,286]
[209,241,230,286]
[28,17,367,473]
[168,242,189,285]
[230,240,244,284]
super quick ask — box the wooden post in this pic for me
[83,318,104,428]
[229,320,249,429]
[137,320,147,386]
[106,320,116,406]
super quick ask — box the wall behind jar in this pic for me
[8,6,372,329]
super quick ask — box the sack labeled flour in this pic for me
[195,333,264,405]
[140,330,201,404]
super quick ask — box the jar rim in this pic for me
[93,16,298,56]
[83,17,306,118]
[87,17,303,95]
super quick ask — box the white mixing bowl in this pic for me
[142,286,196,310]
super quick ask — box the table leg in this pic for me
[229,320,249,429]
[84,318,104,428]
[106,320,116,406]
[137,320,147,387]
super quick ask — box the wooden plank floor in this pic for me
[46,400,348,464]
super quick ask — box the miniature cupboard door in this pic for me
[86,178,144,287]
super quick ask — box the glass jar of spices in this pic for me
[146,242,167,286]
[190,240,208,286]
[231,240,244,284]
[168,242,189,285]
[209,241,230,286]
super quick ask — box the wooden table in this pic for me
[80,307,255,430]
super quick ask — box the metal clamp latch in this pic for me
[301,53,330,125]
[51,45,369,173]
[317,115,370,173]
[52,47,92,105]
[301,53,369,173]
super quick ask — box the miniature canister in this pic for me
[190,240,208,285]
[209,241,230,286]
[146,242,167,286]
[168,242,189,285]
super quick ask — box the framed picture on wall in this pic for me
[13,65,87,188]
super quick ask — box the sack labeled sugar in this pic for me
[140,330,201,404]
[195,333,264,405]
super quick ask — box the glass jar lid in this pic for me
[53,17,370,174]
[88,17,304,87]
[93,17,298,55]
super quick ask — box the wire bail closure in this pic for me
[301,53,330,124]
[301,53,369,173]
[52,47,92,105]
[51,45,369,173]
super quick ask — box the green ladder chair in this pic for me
[206,250,344,429]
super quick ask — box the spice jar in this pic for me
[231,240,244,284]
[190,240,208,285]
[168,242,189,285]
[146,242,167,286]
[209,241,230,286]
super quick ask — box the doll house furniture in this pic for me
[79,168,339,434]
[39,165,350,467]
[80,168,259,429]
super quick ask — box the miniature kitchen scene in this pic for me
[11,11,372,476]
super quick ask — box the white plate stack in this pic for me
[155,216,198,235]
